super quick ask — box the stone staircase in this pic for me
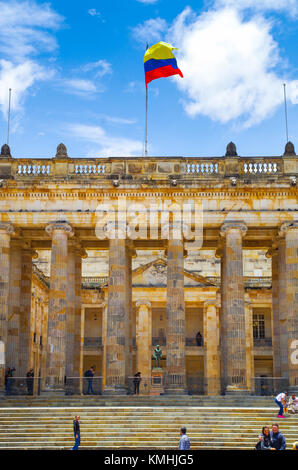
[0,396,297,449]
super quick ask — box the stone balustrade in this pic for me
[0,154,296,182]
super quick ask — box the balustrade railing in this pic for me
[2,155,291,181]
[253,338,273,347]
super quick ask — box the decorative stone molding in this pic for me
[0,222,15,235]
[220,222,247,238]
[45,221,74,237]
[278,221,298,237]
[0,144,12,159]
[136,300,151,308]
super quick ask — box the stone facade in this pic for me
[0,143,297,394]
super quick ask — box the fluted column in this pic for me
[279,222,298,389]
[165,225,186,394]
[74,247,84,379]
[104,223,131,394]
[45,222,74,387]
[18,245,38,377]
[220,222,248,393]
[136,300,152,393]
[0,223,15,386]
[203,301,220,395]
[7,241,22,373]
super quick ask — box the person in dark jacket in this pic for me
[26,369,34,395]
[85,366,95,395]
[270,424,286,450]
[71,415,80,450]
[258,426,276,450]
[5,367,15,395]
[133,372,141,395]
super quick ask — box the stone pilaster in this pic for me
[203,301,220,395]
[18,245,38,377]
[220,222,248,393]
[279,222,298,389]
[45,221,74,387]
[136,300,152,393]
[244,297,254,392]
[0,223,15,386]
[104,223,131,394]
[266,245,282,377]
[7,241,22,374]
[165,225,186,394]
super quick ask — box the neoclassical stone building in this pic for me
[0,141,297,395]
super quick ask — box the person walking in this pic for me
[178,427,191,450]
[133,372,141,395]
[71,415,80,450]
[270,424,286,450]
[26,369,34,395]
[274,391,287,418]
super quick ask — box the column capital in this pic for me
[45,221,74,238]
[278,221,298,238]
[220,222,247,238]
[104,221,127,239]
[0,222,15,236]
[136,300,151,309]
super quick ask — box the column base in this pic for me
[103,385,128,395]
[225,385,250,396]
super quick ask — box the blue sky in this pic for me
[0,0,298,158]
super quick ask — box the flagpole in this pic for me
[7,88,12,145]
[283,83,289,143]
[145,85,148,156]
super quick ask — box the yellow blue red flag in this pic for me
[144,42,183,87]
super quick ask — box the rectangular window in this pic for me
[253,314,265,339]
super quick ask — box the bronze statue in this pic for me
[153,344,162,368]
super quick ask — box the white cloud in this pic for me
[215,0,298,16]
[0,1,63,119]
[88,8,101,17]
[0,0,63,61]
[67,124,143,157]
[132,18,167,44]
[65,79,97,95]
[0,60,48,116]
[82,60,112,78]
[103,116,137,125]
[167,6,298,126]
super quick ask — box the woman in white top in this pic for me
[275,392,287,418]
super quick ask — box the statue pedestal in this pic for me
[150,368,164,396]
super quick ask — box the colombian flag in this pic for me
[144,42,183,87]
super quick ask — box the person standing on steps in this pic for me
[26,368,34,395]
[274,391,287,418]
[178,427,191,450]
[133,372,141,395]
[84,366,95,395]
[71,415,81,450]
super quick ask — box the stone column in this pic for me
[0,223,15,386]
[45,222,74,388]
[244,297,254,393]
[279,222,298,389]
[276,236,290,379]
[7,241,22,374]
[104,223,131,394]
[136,300,152,393]
[203,301,220,395]
[220,222,248,393]
[165,225,186,394]
[74,247,84,379]
[65,242,76,380]
[267,245,282,378]
[18,245,38,377]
